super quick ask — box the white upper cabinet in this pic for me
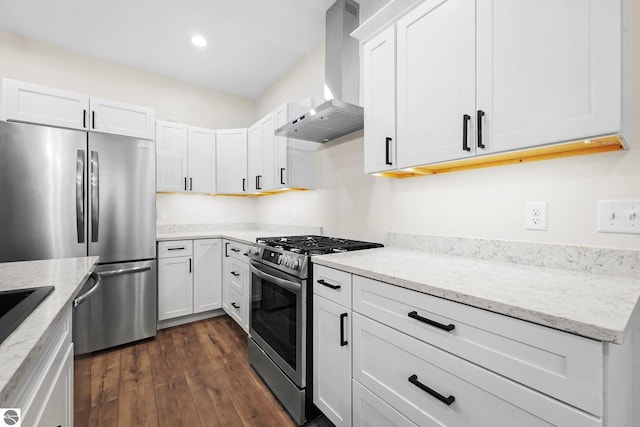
[156,120,188,192]
[3,79,155,139]
[89,96,155,139]
[475,0,622,153]
[396,0,476,167]
[3,79,89,130]
[363,25,397,174]
[216,128,248,195]
[247,121,264,193]
[187,126,215,194]
[355,0,625,170]
[156,121,215,194]
[274,102,315,190]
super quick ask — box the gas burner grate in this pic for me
[257,235,383,255]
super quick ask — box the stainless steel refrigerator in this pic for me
[0,120,157,354]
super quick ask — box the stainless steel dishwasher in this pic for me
[72,260,157,354]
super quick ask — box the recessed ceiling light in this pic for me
[191,35,207,48]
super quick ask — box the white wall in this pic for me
[254,2,640,250]
[0,31,256,225]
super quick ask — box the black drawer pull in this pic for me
[188,258,192,273]
[230,248,240,252]
[230,271,240,277]
[167,247,185,251]
[477,110,486,149]
[317,279,340,290]
[231,302,240,309]
[408,311,455,332]
[340,313,348,346]
[408,374,455,406]
[385,137,393,165]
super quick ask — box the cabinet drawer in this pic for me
[229,287,246,327]
[353,314,601,427]
[225,240,251,261]
[314,265,352,307]
[353,275,603,415]
[158,240,193,258]
[353,380,417,427]
[227,259,245,295]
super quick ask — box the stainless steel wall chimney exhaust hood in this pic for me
[275,0,363,143]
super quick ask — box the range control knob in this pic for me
[277,254,284,265]
[249,247,259,256]
[291,258,300,269]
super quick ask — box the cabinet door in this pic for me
[156,120,188,192]
[363,26,397,173]
[193,239,222,313]
[274,104,290,189]
[89,97,154,139]
[4,78,89,130]
[313,295,352,427]
[476,0,621,153]
[158,256,193,320]
[34,343,74,427]
[259,113,277,191]
[215,129,248,194]
[222,251,232,315]
[352,380,417,427]
[396,0,476,168]
[247,122,262,193]
[187,126,215,194]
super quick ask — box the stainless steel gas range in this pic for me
[247,235,383,425]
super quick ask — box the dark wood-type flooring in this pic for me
[74,315,295,427]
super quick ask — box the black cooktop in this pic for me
[257,235,383,256]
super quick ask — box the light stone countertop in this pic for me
[0,256,99,402]
[312,248,640,343]
[156,230,287,245]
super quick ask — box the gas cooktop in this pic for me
[256,235,383,256]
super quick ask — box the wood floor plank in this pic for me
[75,316,295,427]
[90,349,122,406]
[117,344,157,427]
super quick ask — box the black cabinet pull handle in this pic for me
[340,312,348,346]
[224,242,229,257]
[92,110,95,129]
[83,109,87,128]
[408,374,455,406]
[477,110,485,149]
[189,177,193,191]
[167,247,185,251]
[230,271,240,277]
[242,178,246,192]
[243,252,248,256]
[184,177,187,191]
[385,137,393,165]
[462,114,471,152]
[231,302,240,309]
[280,168,286,185]
[230,248,240,253]
[317,279,340,290]
[188,258,192,273]
[408,311,455,332]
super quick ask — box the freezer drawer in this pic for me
[72,260,157,354]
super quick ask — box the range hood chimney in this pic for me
[275,0,364,143]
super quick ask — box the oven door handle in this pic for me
[249,264,302,293]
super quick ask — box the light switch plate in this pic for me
[597,199,640,234]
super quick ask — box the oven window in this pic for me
[251,273,298,369]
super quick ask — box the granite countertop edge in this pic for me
[312,248,640,344]
[0,256,99,403]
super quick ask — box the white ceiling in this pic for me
[0,0,337,99]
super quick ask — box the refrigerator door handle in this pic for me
[76,150,85,243]
[73,272,102,308]
[98,265,151,277]
[90,150,99,242]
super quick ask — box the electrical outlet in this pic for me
[525,202,548,230]
[597,199,640,234]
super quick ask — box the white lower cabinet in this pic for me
[158,239,222,321]
[2,308,74,427]
[221,240,251,331]
[311,265,620,427]
[313,295,352,427]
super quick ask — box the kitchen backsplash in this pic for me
[388,232,640,279]
[156,223,323,236]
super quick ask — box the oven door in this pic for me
[249,260,306,388]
